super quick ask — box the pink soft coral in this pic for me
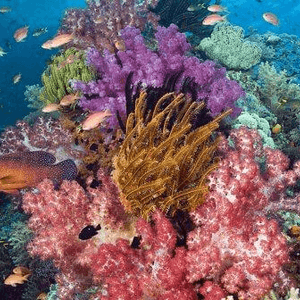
[186,126,297,299]
[22,169,132,299]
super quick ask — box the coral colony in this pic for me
[1,1,300,300]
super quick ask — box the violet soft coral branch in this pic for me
[72,24,244,128]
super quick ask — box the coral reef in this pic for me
[248,32,300,84]
[72,24,244,128]
[90,209,196,299]
[60,0,159,52]
[22,170,134,299]
[2,2,300,299]
[258,62,300,112]
[232,111,275,148]
[198,23,262,70]
[0,116,84,165]
[149,0,214,45]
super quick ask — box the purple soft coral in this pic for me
[72,24,244,128]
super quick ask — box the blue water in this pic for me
[0,0,86,129]
[224,0,300,36]
[0,0,299,129]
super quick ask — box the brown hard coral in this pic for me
[112,90,231,220]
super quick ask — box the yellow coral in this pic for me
[113,90,231,220]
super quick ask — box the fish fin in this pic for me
[0,151,56,166]
[23,274,30,280]
[56,159,77,181]
[0,176,28,193]
[95,224,101,231]
[0,175,17,184]
[0,189,19,195]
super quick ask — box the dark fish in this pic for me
[131,236,142,249]
[79,224,101,240]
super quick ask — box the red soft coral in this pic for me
[186,126,296,299]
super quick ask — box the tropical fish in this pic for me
[272,124,282,134]
[262,12,279,26]
[57,54,79,70]
[4,273,30,287]
[207,4,227,12]
[0,151,77,194]
[60,91,80,106]
[187,3,205,11]
[114,40,126,52]
[13,26,29,42]
[0,47,7,57]
[94,17,105,24]
[41,33,74,49]
[36,292,47,300]
[42,103,61,113]
[12,266,31,276]
[202,14,226,25]
[32,27,48,37]
[0,6,11,14]
[82,110,112,130]
[12,73,22,84]
[79,224,101,240]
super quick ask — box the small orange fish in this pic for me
[262,12,279,26]
[94,17,105,24]
[13,266,31,276]
[0,151,77,194]
[4,273,30,287]
[202,14,226,25]
[12,73,22,84]
[57,54,78,70]
[272,124,282,134]
[14,26,29,42]
[37,292,47,300]
[41,33,74,49]
[82,110,112,131]
[207,5,227,12]
[60,91,80,106]
[115,40,126,52]
[291,225,300,236]
[42,103,61,113]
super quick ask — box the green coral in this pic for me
[39,48,94,105]
[198,23,262,70]
[258,61,300,112]
[233,111,276,148]
[8,221,33,266]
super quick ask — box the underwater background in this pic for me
[1,0,300,299]
[0,0,300,128]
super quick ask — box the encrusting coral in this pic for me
[112,90,232,219]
